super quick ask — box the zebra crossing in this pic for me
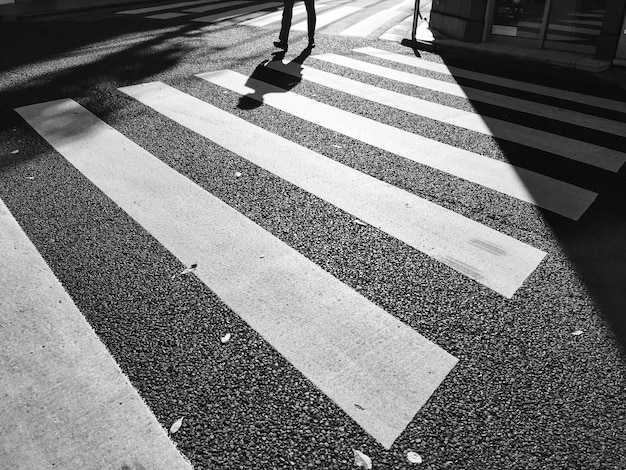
[7,46,626,452]
[116,0,427,42]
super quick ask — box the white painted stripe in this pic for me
[146,11,189,19]
[199,69,597,221]
[293,5,361,31]
[238,1,332,26]
[354,47,626,114]
[391,0,415,10]
[313,54,626,136]
[184,0,249,14]
[117,0,215,14]
[0,197,191,470]
[192,2,281,22]
[125,80,545,296]
[239,3,307,26]
[339,9,409,37]
[264,60,626,172]
[378,14,412,41]
[16,97,458,450]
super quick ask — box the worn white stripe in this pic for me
[391,0,415,10]
[238,1,332,26]
[192,2,281,22]
[239,3,307,26]
[0,197,191,470]
[184,0,250,14]
[199,69,596,221]
[147,12,189,19]
[378,14,412,41]
[117,0,216,14]
[16,98,458,450]
[293,5,361,30]
[264,60,625,172]
[339,10,409,36]
[354,47,626,114]
[126,80,545,296]
[313,53,626,136]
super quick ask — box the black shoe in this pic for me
[273,40,288,50]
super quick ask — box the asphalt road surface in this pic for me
[1,1,626,469]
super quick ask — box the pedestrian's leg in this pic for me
[305,0,316,46]
[277,0,295,45]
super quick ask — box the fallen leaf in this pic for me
[25,176,35,180]
[572,330,583,336]
[235,171,242,177]
[181,263,198,275]
[407,451,423,464]
[353,449,372,469]
[332,144,343,149]
[10,150,19,154]
[353,219,367,226]
[355,404,365,410]
[172,263,198,279]
[220,333,231,343]
[170,417,183,434]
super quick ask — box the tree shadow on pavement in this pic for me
[0,14,270,169]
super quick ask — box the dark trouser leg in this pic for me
[304,0,316,43]
[278,0,296,42]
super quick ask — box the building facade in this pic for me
[429,0,626,66]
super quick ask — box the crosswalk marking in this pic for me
[378,14,413,41]
[339,9,409,37]
[116,0,217,15]
[122,80,546,297]
[292,5,362,31]
[115,0,423,43]
[238,0,335,27]
[16,97,458,451]
[192,1,281,23]
[390,0,416,10]
[0,197,192,470]
[312,54,626,137]
[184,0,250,14]
[147,12,189,19]
[198,69,597,220]
[264,60,626,172]
[354,47,626,114]
[239,2,308,27]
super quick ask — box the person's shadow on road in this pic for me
[237,46,314,110]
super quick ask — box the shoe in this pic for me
[273,40,288,50]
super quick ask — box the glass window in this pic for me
[491,0,547,38]
[545,0,607,47]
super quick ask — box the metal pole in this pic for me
[411,0,421,43]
